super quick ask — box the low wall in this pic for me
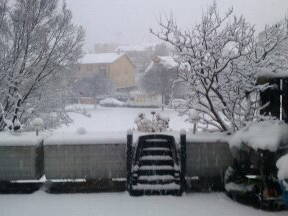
[185,134,233,190]
[0,135,43,181]
[0,132,233,192]
[44,133,127,180]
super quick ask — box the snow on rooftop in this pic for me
[229,120,288,152]
[79,53,124,64]
[277,154,288,180]
[145,56,178,73]
[158,56,178,68]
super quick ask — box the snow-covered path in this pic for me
[0,191,285,216]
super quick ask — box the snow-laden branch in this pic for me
[0,0,84,131]
[152,2,288,132]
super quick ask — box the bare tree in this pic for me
[0,0,84,131]
[151,2,288,132]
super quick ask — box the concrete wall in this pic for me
[185,139,233,191]
[0,142,43,181]
[0,132,233,189]
[186,141,233,179]
[44,143,126,180]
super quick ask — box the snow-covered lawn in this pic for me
[0,191,286,216]
[1,106,287,215]
[57,106,191,133]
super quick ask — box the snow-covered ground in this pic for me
[1,107,287,215]
[0,191,286,216]
[57,106,191,133]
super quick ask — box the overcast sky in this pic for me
[66,0,288,49]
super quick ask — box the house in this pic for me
[77,53,136,91]
[130,56,188,107]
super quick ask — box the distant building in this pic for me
[77,53,136,91]
[128,56,189,107]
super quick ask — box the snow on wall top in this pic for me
[0,132,43,146]
[79,53,124,64]
[229,120,288,152]
[45,132,126,145]
[277,154,288,180]
[256,70,288,79]
[187,132,229,143]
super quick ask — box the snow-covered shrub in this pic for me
[134,113,153,132]
[134,112,170,132]
[99,98,125,107]
[154,113,170,132]
[31,117,44,135]
[31,118,44,129]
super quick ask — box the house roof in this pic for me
[80,53,124,64]
[145,56,178,73]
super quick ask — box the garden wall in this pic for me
[44,133,127,180]
[0,135,43,181]
[185,134,233,191]
[0,132,233,192]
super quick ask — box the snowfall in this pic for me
[0,106,287,216]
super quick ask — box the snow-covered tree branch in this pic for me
[0,0,84,131]
[151,2,288,132]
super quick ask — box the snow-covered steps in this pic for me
[138,165,176,171]
[132,183,180,191]
[141,147,172,156]
[137,175,179,185]
[141,141,172,149]
[140,155,173,161]
[128,134,182,196]
[143,147,170,151]
[138,175,175,181]
[139,155,174,166]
